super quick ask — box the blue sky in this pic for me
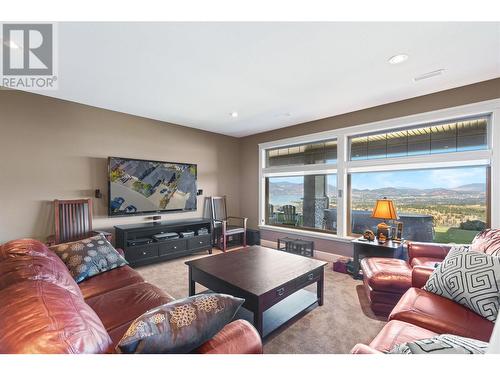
[269,166,486,190]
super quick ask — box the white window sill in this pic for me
[258,224,356,243]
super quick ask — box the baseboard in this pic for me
[260,239,350,263]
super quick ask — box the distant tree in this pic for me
[459,220,486,231]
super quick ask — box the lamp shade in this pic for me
[371,198,398,220]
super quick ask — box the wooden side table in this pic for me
[351,238,405,279]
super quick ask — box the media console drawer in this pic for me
[159,239,187,256]
[126,245,159,262]
[188,235,211,249]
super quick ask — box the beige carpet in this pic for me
[136,248,386,354]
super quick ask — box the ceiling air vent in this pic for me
[413,69,445,82]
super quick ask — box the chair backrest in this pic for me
[210,196,228,222]
[282,205,296,222]
[54,199,93,244]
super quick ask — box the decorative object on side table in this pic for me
[363,230,375,241]
[371,197,398,240]
[393,221,404,242]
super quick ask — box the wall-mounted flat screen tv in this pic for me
[108,156,197,216]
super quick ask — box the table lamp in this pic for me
[371,197,398,240]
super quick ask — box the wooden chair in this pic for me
[47,199,111,246]
[209,196,248,252]
[282,204,298,226]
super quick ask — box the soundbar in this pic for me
[152,232,180,241]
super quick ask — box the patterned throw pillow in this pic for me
[471,229,500,256]
[424,245,500,322]
[388,334,488,354]
[116,293,244,354]
[50,234,128,283]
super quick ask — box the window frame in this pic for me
[264,173,339,235]
[258,99,500,240]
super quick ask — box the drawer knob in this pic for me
[308,273,314,281]
[173,246,177,249]
[277,287,285,296]
[142,251,147,255]
[199,241,203,244]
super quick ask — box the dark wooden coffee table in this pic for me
[185,246,327,337]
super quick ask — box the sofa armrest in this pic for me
[195,319,262,354]
[407,242,451,263]
[350,343,383,354]
[412,266,435,288]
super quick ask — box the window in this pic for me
[349,166,489,243]
[266,139,337,167]
[260,103,497,244]
[349,116,488,161]
[266,174,337,233]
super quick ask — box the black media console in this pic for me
[115,218,212,267]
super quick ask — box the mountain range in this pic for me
[268,181,486,196]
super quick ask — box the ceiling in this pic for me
[6,22,500,137]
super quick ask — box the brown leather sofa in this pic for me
[0,238,262,354]
[360,241,452,316]
[351,266,495,353]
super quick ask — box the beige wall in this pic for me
[239,78,500,230]
[0,90,241,243]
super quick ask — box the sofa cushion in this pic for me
[410,257,442,268]
[367,320,437,353]
[389,287,494,342]
[388,334,488,354]
[424,245,500,322]
[79,264,145,299]
[86,282,175,332]
[0,255,82,297]
[50,234,128,283]
[0,280,112,354]
[116,293,244,354]
[361,257,412,293]
[471,229,500,256]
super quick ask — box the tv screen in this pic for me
[108,157,197,216]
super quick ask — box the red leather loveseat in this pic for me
[0,238,262,354]
[352,263,495,353]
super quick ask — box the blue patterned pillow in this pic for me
[424,245,500,322]
[50,234,128,283]
[116,293,244,354]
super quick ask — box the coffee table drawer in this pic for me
[262,279,297,308]
[295,268,322,289]
[126,245,159,262]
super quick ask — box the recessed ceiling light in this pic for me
[388,54,408,65]
[230,111,238,118]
